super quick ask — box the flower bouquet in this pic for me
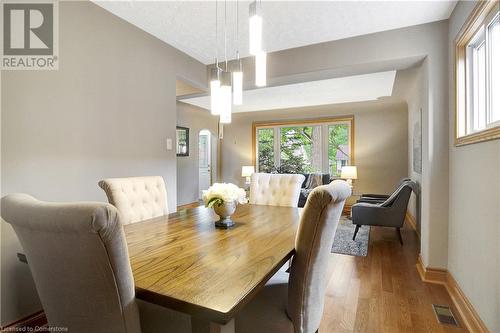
[202,183,247,228]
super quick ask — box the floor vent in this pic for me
[432,304,459,326]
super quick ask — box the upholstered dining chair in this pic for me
[1,194,190,333]
[236,180,351,333]
[98,176,168,224]
[249,173,306,207]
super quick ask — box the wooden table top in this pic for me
[124,204,300,324]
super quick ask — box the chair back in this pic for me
[381,180,415,213]
[99,176,168,224]
[249,173,305,207]
[287,180,351,333]
[397,177,412,188]
[1,194,140,333]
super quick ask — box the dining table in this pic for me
[124,203,301,333]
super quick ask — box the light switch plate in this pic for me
[166,138,173,150]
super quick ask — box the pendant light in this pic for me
[232,0,243,105]
[210,1,221,115]
[255,51,266,87]
[249,0,262,55]
[232,60,243,105]
[219,70,232,123]
[249,0,266,87]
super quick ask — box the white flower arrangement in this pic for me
[202,183,248,208]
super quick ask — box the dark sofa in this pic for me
[298,173,331,207]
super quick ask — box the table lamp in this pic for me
[341,166,357,187]
[241,166,255,185]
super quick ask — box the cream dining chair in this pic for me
[1,194,190,333]
[98,176,168,224]
[236,180,351,333]
[249,173,305,207]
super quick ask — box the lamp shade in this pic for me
[341,166,357,180]
[241,166,255,177]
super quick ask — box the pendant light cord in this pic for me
[215,0,218,68]
[224,0,228,71]
[236,0,239,60]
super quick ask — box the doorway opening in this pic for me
[198,129,212,199]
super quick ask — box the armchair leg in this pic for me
[353,225,360,241]
[396,228,403,245]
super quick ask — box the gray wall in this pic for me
[176,102,219,206]
[0,1,206,325]
[448,2,500,331]
[221,100,409,204]
[393,66,426,233]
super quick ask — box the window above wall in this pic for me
[252,117,354,177]
[455,1,500,146]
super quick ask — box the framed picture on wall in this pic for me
[413,108,422,174]
[176,126,189,156]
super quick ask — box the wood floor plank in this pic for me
[320,224,468,333]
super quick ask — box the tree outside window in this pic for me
[255,119,352,175]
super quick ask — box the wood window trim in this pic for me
[455,0,500,146]
[251,116,355,169]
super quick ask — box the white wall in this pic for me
[447,2,500,331]
[176,102,219,206]
[220,100,409,202]
[0,1,206,325]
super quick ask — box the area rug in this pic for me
[331,216,370,257]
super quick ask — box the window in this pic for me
[489,13,500,123]
[328,124,350,176]
[279,126,321,173]
[254,117,353,176]
[257,128,274,173]
[455,1,500,145]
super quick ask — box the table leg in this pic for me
[191,317,235,333]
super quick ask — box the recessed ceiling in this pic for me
[179,70,397,113]
[176,79,204,97]
[93,1,456,65]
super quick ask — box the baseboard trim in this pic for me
[416,255,447,283]
[416,255,490,333]
[177,201,202,211]
[1,310,46,330]
[405,212,420,239]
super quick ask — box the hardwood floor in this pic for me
[319,222,467,333]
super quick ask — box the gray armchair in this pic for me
[357,177,411,204]
[351,181,416,244]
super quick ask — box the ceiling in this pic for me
[180,70,397,112]
[176,79,204,97]
[94,1,457,65]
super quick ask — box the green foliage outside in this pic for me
[257,124,350,176]
[328,124,349,176]
[279,126,314,173]
[257,128,275,173]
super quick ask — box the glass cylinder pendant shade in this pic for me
[219,70,232,124]
[209,66,221,115]
[232,60,243,105]
[255,51,267,87]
